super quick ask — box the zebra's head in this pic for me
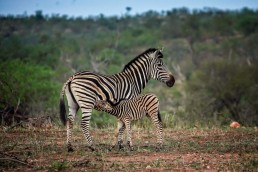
[149,49,175,87]
[95,100,113,112]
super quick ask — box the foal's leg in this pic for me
[150,111,163,150]
[116,120,126,149]
[124,118,134,151]
[110,120,125,150]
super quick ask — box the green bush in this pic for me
[91,110,117,128]
[0,60,60,124]
[186,58,258,126]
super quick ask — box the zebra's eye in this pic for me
[157,63,162,67]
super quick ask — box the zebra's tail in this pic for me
[60,82,68,126]
[60,75,76,126]
[60,100,66,126]
[157,111,162,123]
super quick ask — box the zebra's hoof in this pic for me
[118,144,124,150]
[88,146,95,151]
[108,147,113,151]
[67,147,74,152]
[108,145,115,151]
[155,144,163,151]
[129,146,134,151]
[110,143,125,151]
[127,141,134,151]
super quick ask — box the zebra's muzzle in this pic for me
[166,75,175,87]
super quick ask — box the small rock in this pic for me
[146,165,151,169]
[230,121,240,128]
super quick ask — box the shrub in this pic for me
[0,60,60,125]
[186,58,258,126]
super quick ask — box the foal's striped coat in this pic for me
[94,93,163,150]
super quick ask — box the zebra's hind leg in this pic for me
[67,117,75,152]
[150,112,163,151]
[81,107,95,151]
[66,91,78,152]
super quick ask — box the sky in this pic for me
[0,0,258,17]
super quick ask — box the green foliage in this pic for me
[186,58,258,125]
[49,160,70,171]
[91,110,117,128]
[0,60,60,120]
[0,35,59,68]
[236,8,258,35]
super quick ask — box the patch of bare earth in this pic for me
[0,127,257,171]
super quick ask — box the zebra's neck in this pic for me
[106,49,157,105]
[117,57,151,98]
[123,68,149,91]
[101,108,117,117]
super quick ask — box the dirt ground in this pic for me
[0,127,257,171]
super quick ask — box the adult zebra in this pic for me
[60,48,175,151]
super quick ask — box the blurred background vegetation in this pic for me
[0,7,258,128]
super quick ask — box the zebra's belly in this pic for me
[121,110,146,121]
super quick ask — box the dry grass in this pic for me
[0,126,257,171]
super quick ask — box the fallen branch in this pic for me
[0,157,29,166]
[3,121,23,132]
[0,152,32,167]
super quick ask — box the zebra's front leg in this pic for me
[81,107,95,151]
[124,119,134,151]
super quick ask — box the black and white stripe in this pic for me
[94,93,163,150]
[59,48,175,151]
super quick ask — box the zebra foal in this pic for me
[94,93,163,150]
[60,48,175,151]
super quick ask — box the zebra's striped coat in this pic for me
[94,93,163,150]
[60,48,174,151]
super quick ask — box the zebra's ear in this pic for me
[155,48,164,58]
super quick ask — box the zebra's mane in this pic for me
[122,48,163,72]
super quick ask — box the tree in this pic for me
[187,58,258,125]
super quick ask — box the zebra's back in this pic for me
[69,71,119,104]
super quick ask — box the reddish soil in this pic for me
[0,127,257,171]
